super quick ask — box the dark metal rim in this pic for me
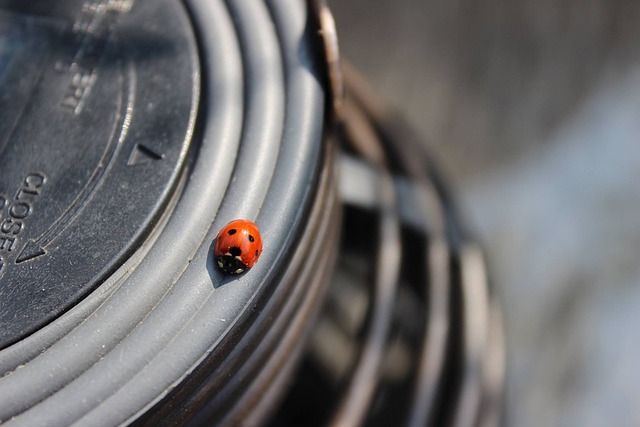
[319,63,505,427]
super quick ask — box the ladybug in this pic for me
[214,219,263,274]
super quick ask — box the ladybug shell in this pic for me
[214,219,263,274]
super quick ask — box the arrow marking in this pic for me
[15,64,135,264]
[127,143,163,166]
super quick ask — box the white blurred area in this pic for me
[463,67,640,427]
[333,1,640,425]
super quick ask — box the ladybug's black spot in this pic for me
[216,255,247,275]
[228,229,237,235]
[248,235,255,243]
[230,246,242,256]
[255,249,259,256]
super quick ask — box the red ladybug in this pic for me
[214,219,263,274]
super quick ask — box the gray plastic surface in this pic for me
[0,0,328,424]
[0,0,199,350]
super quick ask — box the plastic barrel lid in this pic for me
[0,0,335,424]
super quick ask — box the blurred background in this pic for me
[332,1,640,426]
